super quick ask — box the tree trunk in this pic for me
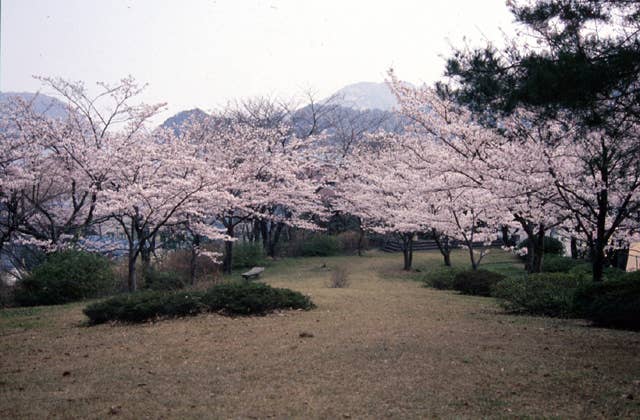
[139,231,156,281]
[402,234,414,271]
[357,227,365,257]
[443,252,451,267]
[127,254,138,292]
[140,246,152,281]
[433,232,451,267]
[592,189,608,282]
[501,225,511,246]
[592,239,606,282]
[268,222,284,258]
[570,237,578,259]
[519,219,544,274]
[189,234,200,285]
[531,224,545,273]
[260,220,270,256]
[223,224,235,275]
[468,242,478,270]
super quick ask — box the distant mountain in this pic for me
[0,92,68,119]
[161,108,208,132]
[325,82,399,111]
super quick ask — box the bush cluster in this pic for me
[300,235,341,257]
[574,277,640,330]
[232,242,267,269]
[493,273,589,317]
[84,282,314,324]
[494,269,640,330]
[14,250,117,306]
[422,266,463,290]
[541,255,590,273]
[202,282,314,315]
[83,291,205,324]
[452,269,506,296]
[142,270,185,291]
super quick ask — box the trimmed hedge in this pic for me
[422,267,463,290]
[574,278,640,330]
[202,282,314,315]
[452,269,506,296]
[14,250,116,306]
[84,291,205,324]
[84,282,314,324]
[493,273,589,317]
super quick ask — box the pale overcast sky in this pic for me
[1,0,516,121]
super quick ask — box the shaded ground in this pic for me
[1,250,639,418]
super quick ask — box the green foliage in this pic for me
[574,277,640,330]
[452,269,506,296]
[542,255,590,273]
[422,266,463,290]
[232,242,267,269]
[84,282,315,324]
[602,266,627,282]
[14,250,117,306]
[336,231,368,254]
[142,270,185,291]
[202,282,314,315]
[300,235,341,257]
[517,236,565,255]
[83,291,205,324]
[493,273,590,317]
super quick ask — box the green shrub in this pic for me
[493,273,589,317]
[542,255,589,273]
[301,235,341,257]
[624,270,640,281]
[142,270,185,291]
[517,236,565,256]
[202,282,314,315]
[574,277,640,330]
[84,282,315,324]
[83,290,205,324]
[602,266,627,282]
[14,250,116,306]
[422,267,463,290]
[567,261,592,276]
[337,231,368,254]
[452,269,506,296]
[232,242,267,269]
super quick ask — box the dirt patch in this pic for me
[1,250,639,418]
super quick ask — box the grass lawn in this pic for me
[1,249,639,418]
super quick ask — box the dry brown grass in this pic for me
[327,265,350,288]
[1,250,639,419]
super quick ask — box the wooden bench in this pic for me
[241,266,265,281]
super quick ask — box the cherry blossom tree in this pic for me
[173,110,325,274]
[0,77,163,261]
[503,110,640,281]
[95,124,233,291]
[387,70,570,272]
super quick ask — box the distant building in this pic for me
[626,243,640,272]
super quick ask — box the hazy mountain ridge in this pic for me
[326,81,399,112]
[0,92,68,119]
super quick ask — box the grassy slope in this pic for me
[1,249,639,419]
